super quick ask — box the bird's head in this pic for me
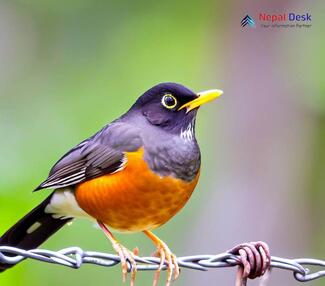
[128,82,223,136]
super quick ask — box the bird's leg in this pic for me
[97,221,137,286]
[143,230,180,286]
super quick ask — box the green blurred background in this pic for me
[0,0,324,285]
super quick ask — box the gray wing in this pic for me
[34,122,142,191]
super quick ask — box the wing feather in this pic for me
[34,122,141,191]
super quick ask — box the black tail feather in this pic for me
[0,193,71,272]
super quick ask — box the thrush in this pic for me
[0,83,223,285]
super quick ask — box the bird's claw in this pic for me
[152,241,180,286]
[112,241,137,286]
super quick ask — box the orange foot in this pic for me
[143,230,180,286]
[98,221,137,286]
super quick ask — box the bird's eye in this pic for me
[161,94,177,109]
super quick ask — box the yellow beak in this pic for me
[178,89,223,113]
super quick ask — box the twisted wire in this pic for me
[1,246,325,282]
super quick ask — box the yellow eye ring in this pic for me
[161,94,177,109]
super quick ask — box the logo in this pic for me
[241,13,312,29]
[241,15,256,27]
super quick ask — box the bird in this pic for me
[0,82,223,286]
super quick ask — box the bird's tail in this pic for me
[0,193,71,272]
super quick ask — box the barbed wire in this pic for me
[1,246,325,282]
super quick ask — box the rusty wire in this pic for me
[0,246,325,283]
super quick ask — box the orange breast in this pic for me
[75,148,200,232]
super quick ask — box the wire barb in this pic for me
[1,246,325,282]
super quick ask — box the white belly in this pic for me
[45,188,93,220]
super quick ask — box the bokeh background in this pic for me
[0,0,324,285]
